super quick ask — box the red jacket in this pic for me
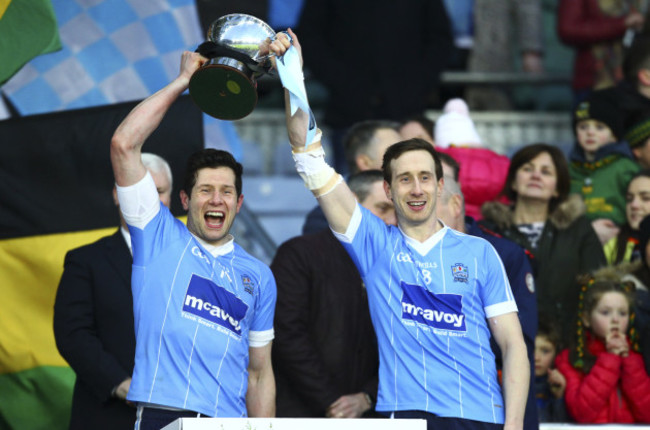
[555,336,650,423]
[557,0,629,91]
[435,146,509,220]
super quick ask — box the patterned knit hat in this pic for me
[574,89,623,140]
[625,111,650,148]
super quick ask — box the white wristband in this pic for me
[292,136,340,197]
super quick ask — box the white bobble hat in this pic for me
[434,98,482,149]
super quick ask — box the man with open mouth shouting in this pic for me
[110,49,277,430]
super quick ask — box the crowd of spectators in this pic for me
[52,1,650,428]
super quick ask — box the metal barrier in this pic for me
[233,108,575,174]
[231,107,576,258]
[441,71,571,86]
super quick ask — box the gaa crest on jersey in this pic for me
[401,281,466,331]
[183,274,249,336]
[241,274,255,295]
[451,263,469,283]
[526,272,535,293]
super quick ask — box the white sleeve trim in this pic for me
[484,300,518,319]
[115,171,161,229]
[249,328,274,348]
[331,204,362,244]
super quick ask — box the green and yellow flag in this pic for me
[0,96,203,429]
[0,0,62,85]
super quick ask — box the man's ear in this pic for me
[180,189,189,211]
[356,154,371,171]
[383,180,391,200]
[236,193,244,213]
[451,193,463,219]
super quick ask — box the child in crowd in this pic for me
[434,98,510,220]
[534,315,568,423]
[555,278,650,423]
[569,88,640,244]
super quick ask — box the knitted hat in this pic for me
[573,89,623,140]
[434,98,482,149]
[625,111,650,148]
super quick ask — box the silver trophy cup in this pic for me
[189,14,276,120]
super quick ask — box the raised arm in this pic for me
[269,31,357,233]
[110,51,207,187]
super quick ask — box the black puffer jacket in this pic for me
[480,195,606,343]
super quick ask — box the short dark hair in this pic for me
[348,169,384,202]
[400,115,435,139]
[344,120,400,174]
[436,151,460,181]
[502,143,570,213]
[537,313,562,350]
[182,149,243,197]
[382,138,443,184]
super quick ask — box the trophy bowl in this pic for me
[189,14,276,120]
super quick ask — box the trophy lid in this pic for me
[207,14,275,63]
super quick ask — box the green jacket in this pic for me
[480,195,606,344]
[569,141,640,225]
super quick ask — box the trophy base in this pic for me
[189,59,258,120]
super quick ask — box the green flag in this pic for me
[0,0,61,85]
[0,96,203,430]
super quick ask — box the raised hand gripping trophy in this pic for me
[189,14,276,120]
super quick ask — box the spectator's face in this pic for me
[150,168,172,208]
[534,335,556,377]
[386,150,442,227]
[512,152,558,205]
[360,181,396,226]
[364,128,401,170]
[583,292,630,341]
[399,121,434,145]
[576,120,616,159]
[626,176,650,230]
[181,167,243,246]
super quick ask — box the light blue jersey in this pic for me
[337,205,517,424]
[121,175,276,417]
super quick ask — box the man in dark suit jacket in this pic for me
[53,153,172,430]
[272,170,395,418]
